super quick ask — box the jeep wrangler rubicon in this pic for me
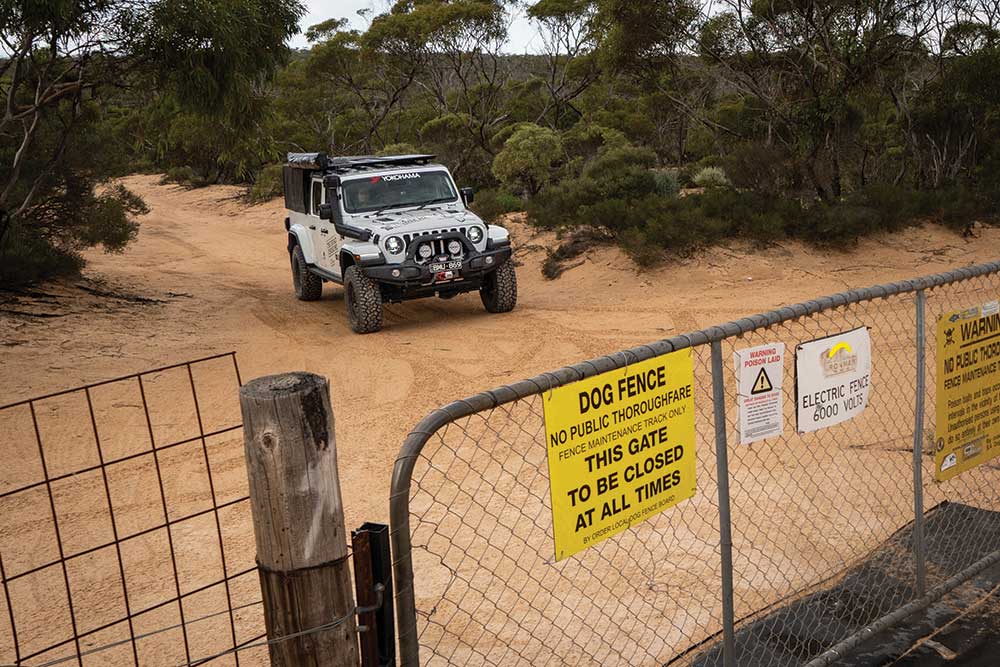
[283,153,517,333]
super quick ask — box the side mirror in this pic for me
[318,203,333,220]
[460,187,475,205]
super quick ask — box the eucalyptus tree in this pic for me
[0,0,304,282]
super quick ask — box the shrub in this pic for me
[692,166,731,188]
[492,124,564,196]
[470,189,524,223]
[679,156,723,186]
[723,143,797,194]
[562,123,630,163]
[652,169,680,197]
[0,185,144,286]
[160,166,211,188]
[0,220,84,284]
[248,164,285,203]
[528,143,658,231]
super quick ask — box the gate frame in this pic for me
[390,260,1000,666]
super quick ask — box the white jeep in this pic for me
[283,153,517,333]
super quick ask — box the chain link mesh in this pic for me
[400,267,1000,666]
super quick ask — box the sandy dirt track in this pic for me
[2,175,1000,665]
[3,175,1000,527]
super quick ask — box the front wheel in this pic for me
[481,260,517,313]
[344,265,383,333]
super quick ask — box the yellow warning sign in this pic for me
[751,367,773,394]
[935,304,1000,481]
[543,351,697,561]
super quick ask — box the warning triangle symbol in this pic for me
[751,367,773,395]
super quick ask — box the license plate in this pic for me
[430,260,462,272]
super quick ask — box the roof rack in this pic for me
[325,154,439,173]
[286,152,438,174]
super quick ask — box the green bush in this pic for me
[723,143,798,194]
[160,166,211,188]
[562,123,630,164]
[470,189,524,223]
[679,156,723,187]
[692,166,731,188]
[0,220,85,285]
[0,185,144,286]
[248,164,285,203]
[492,124,564,196]
[652,169,680,197]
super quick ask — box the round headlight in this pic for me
[467,226,484,243]
[418,243,434,260]
[385,236,404,254]
[447,240,462,255]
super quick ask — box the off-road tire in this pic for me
[291,245,322,301]
[481,260,517,313]
[344,265,383,333]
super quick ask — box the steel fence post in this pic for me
[912,289,927,597]
[711,340,737,667]
[391,438,425,667]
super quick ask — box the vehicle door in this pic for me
[310,178,340,273]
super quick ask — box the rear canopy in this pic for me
[283,153,326,213]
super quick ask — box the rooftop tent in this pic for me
[287,152,328,170]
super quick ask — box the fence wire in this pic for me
[392,262,1000,666]
[0,353,269,667]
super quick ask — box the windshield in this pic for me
[342,170,458,213]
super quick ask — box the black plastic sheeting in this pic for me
[679,502,1000,667]
[282,165,311,214]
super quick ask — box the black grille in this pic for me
[403,229,467,262]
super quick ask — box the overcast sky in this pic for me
[291,0,542,52]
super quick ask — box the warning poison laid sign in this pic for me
[734,343,785,445]
[542,351,697,561]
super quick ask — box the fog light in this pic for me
[418,243,433,260]
[391,269,401,277]
[448,239,462,255]
[485,256,494,265]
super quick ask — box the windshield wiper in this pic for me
[370,203,408,216]
[415,197,456,210]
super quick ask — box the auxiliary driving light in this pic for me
[447,240,462,255]
[467,226,484,243]
[385,236,404,254]
[418,243,434,260]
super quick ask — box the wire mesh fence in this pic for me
[0,352,272,667]
[390,261,1000,666]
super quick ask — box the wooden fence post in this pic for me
[239,372,359,667]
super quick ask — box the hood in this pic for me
[349,205,485,235]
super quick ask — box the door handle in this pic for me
[309,225,316,230]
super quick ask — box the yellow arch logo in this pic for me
[829,342,853,358]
